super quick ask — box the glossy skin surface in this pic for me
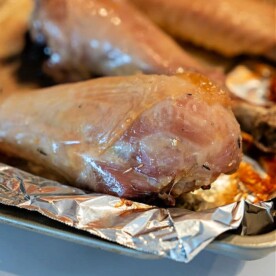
[132,0,276,58]
[0,74,242,203]
[30,0,219,82]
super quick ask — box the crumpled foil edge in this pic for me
[0,163,274,263]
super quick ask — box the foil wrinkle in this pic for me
[0,163,274,263]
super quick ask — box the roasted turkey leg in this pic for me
[30,0,222,82]
[0,73,242,203]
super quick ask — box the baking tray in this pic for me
[0,203,275,261]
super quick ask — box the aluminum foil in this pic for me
[226,62,275,106]
[0,161,274,263]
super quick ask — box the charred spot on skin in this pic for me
[78,104,82,108]
[201,185,211,190]
[202,164,211,170]
[237,137,242,149]
[37,148,47,156]
[187,93,192,96]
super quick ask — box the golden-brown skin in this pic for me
[132,0,276,59]
[0,0,33,58]
[0,74,242,203]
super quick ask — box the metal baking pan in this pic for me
[0,203,275,261]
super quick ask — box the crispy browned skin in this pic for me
[0,73,242,203]
[30,0,222,82]
[131,0,276,59]
[0,0,33,58]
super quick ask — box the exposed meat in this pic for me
[131,0,276,59]
[0,73,242,204]
[232,101,276,153]
[30,0,222,83]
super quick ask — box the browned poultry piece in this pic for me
[232,101,276,153]
[131,0,276,59]
[0,73,242,204]
[30,0,222,82]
